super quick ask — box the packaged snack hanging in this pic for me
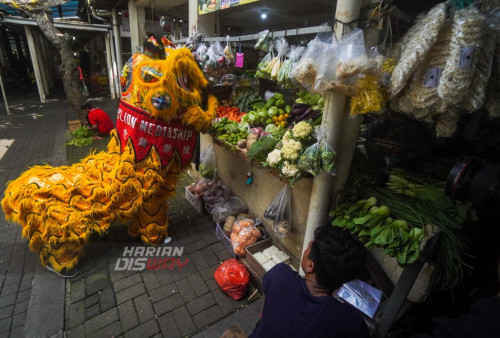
[264,185,292,237]
[214,258,250,300]
[290,37,328,91]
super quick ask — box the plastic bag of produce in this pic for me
[313,42,339,94]
[256,50,274,80]
[214,258,250,300]
[278,45,306,89]
[211,196,248,224]
[298,142,321,176]
[290,37,328,91]
[255,30,271,52]
[200,143,216,179]
[264,185,292,237]
[203,182,230,214]
[230,219,262,256]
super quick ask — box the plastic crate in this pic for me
[185,186,203,214]
[215,222,235,256]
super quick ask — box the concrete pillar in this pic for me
[112,8,123,70]
[104,32,116,99]
[35,32,50,96]
[108,31,120,96]
[24,26,46,103]
[188,0,216,37]
[128,0,146,53]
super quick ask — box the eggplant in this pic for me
[290,107,308,116]
[297,109,321,122]
[292,103,310,110]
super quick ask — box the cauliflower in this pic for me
[267,149,282,167]
[292,121,313,140]
[281,139,302,160]
[282,130,292,143]
[281,161,300,180]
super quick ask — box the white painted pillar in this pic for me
[300,0,362,274]
[0,71,10,115]
[24,26,46,103]
[188,0,216,37]
[104,32,116,99]
[35,32,50,96]
[112,8,123,72]
[108,31,120,96]
[128,0,146,54]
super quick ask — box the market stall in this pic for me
[180,0,500,335]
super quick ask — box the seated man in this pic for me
[249,225,369,338]
[81,101,114,137]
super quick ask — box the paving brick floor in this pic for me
[64,175,261,337]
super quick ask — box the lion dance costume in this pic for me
[1,37,217,272]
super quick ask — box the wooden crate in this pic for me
[245,238,299,278]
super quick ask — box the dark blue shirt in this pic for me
[250,263,369,338]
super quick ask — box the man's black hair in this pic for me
[308,225,367,293]
[81,101,92,110]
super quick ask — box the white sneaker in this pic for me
[163,236,172,244]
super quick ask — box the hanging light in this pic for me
[260,11,268,20]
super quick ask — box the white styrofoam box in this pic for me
[262,260,276,272]
[271,251,290,264]
[262,246,280,260]
[253,252,269,265]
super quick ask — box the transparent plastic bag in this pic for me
[203,182,230,214]
[437,6,485,107]
[336,28,370,81]
[290,38,327,91]
[317,126,336,175]
[230,219,262,256]
[264,185,292,237]
[211,196,248,224]
[278,45,306,89]
[255,30,271,52]
[200,143,216,179]
[270,38,288,81]
[298,142,321,176]
[256,50,274,80]
[313,42,339,93]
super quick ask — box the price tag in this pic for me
[459,46,476,69]
[424,67,442,88]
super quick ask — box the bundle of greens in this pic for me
[67,127,94,147]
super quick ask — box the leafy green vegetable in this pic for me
[67,127,94,147]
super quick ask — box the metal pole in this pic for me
[300,0,362,273]
[0,71,10,115]
[104,32,116,99]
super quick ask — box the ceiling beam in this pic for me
[0,15,110,32]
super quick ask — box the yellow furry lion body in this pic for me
[1,44,217,272]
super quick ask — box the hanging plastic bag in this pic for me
[256,48,274,80]
[336,28,371,81]
[313,42,340,94]
[269,38,288,81]
[290,37,327,91]
[264,185,292,237]
[278,45,306,89]
[230,219,262,256]
[199,143,216,179]
[224,35,234,61]
[316,126,336,175]
[255,30,271,51]
[298,142,321,176]
[214,258,250,300]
